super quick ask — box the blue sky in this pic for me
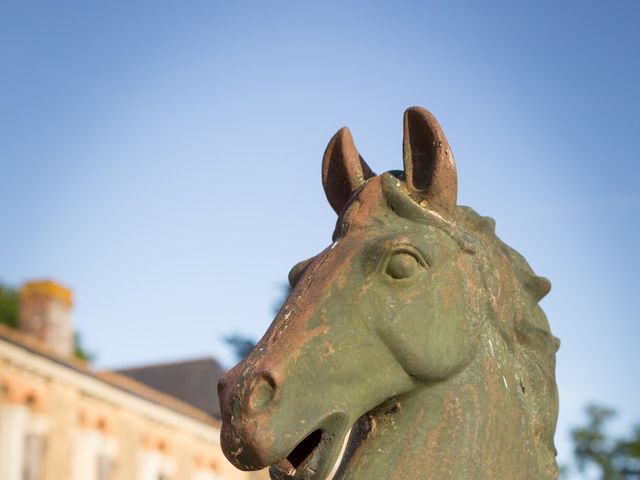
[1,0,638,473]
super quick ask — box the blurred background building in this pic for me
[0,279,264,480]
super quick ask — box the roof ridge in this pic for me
[0,325,219,427]
[112,355,222,372]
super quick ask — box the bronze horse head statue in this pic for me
[218,107,560,480]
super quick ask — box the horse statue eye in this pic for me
[385,252,422,280]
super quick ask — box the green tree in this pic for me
[570,404,640,479]
[615,426,640,477]
[0,283,19,328]
[73,332,95,363]
[224,334,256,362]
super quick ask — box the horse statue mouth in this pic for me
[268,424,347,480]
[269,429,323,479]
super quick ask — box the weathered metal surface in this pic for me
[218,107,560,480]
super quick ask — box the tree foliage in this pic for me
[73,332,95,363]
[0,283,19,328]
[224,334,256,362]
[570,404,640,479]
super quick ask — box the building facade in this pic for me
[0,281,265,480]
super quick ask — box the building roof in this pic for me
[0,324,220,427]
[115,357,225,419]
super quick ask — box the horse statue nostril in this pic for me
[249,372,277,411]
[217,379,225,396]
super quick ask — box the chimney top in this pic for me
[19,279,74,358]
[20,280,73,307]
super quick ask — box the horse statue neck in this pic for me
[337,333,557,480]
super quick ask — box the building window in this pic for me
[0,404,48,480]
[194,471,222,480]
[194,455,223,480]
[97,453,114,480]
[138,443,175,480]
[23,433,45,480]
[72,414,117,480]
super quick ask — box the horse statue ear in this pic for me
[402,107,458,215]
[322,127,375,214]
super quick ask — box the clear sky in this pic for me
[1,0,638,473]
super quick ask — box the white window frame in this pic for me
[138,448,176,480]
[193,469,223,480]
[0,405,49,480]
[72,428,118,480]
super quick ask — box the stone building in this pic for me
[0,280,264,480]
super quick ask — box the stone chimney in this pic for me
[19,280,74,358]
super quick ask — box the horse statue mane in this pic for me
[219,107,560,480]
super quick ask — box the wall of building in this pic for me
[0,338,265,480]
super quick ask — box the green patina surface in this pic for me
[218,107,560,480]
